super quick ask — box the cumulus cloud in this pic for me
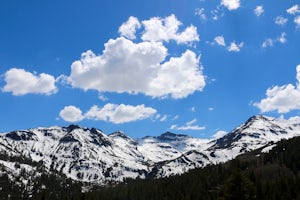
[274,16,288,26]
[68,36,205,99]
[170,118,206,131]
[254,65,300,113]
[2,68,57,96]
[59,104,157,124]
[118,16,141,40]
[85,104,157,123]
[214,35,226,46]
[254,5,264,17]
[59,106,84,122]
[227,41,244,52]
[221,0,240,11]
[287,5,300,15]
[141,14,199,44]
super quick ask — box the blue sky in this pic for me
[1,0,300,138]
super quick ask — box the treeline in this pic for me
[1,137,300,199]
[84,137,300,200]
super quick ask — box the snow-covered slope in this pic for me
[0,115,299,185]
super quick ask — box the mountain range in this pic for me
[0,115,300,188]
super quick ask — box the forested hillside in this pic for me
[84,136,300,200]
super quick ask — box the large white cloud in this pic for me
[2,68,57,96]
[141,14,199,44]
[221,0,240,11]
[68,36,205,99]
[59,104,157,124]
[254,65,300,113]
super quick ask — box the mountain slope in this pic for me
[0,115,299,187]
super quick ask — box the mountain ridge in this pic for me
[0,114,300,186]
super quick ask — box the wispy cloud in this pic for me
[170,118,206,131]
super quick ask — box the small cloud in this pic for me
[2,68,57,96]
[195,8,207,20]
[262,32,287,48]
[208,107,214,111]
[173,115,179,120]
[262,38,274,48]
[98,94,108,101]
[287,5,300,15]
[221,0,240,11]
[274,16,288,26]
[227,41,244,52]
[278,32,287,44]
[214,35,226,46]
[191,106,196,112]
[160,114,168,122]
[254,5,264,17]
[170,118,206,131]
[295,15,300,28]
[59,106,84,122]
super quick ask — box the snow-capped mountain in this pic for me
[0,115,299,185]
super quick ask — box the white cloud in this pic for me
[221,0,240,11]
[59,106,84,122]
[214,35,226,46]
[274,16,288,26]
[2,68,57,96]
[262,39,274,48]
[262,32,287,48]
[278,32,287,44]
[170,118,206,131]
[212,130,227,139]
[68,37,205,99]
[195,8,207,20]
[141,14,199,44]
[287,5,300,15]
[85,104,156,124]
[59,104,157,124]
[118,16,141,40]
[254,5,264,17]
[191,106,196,112]
[67,15,204,99]
[227,41,244,52]
[160,114,168,122]
[295,15,300,28]
[254,65,300,113]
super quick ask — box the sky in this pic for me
[1,0,300,138]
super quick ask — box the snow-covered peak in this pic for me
[0,115,300,185]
